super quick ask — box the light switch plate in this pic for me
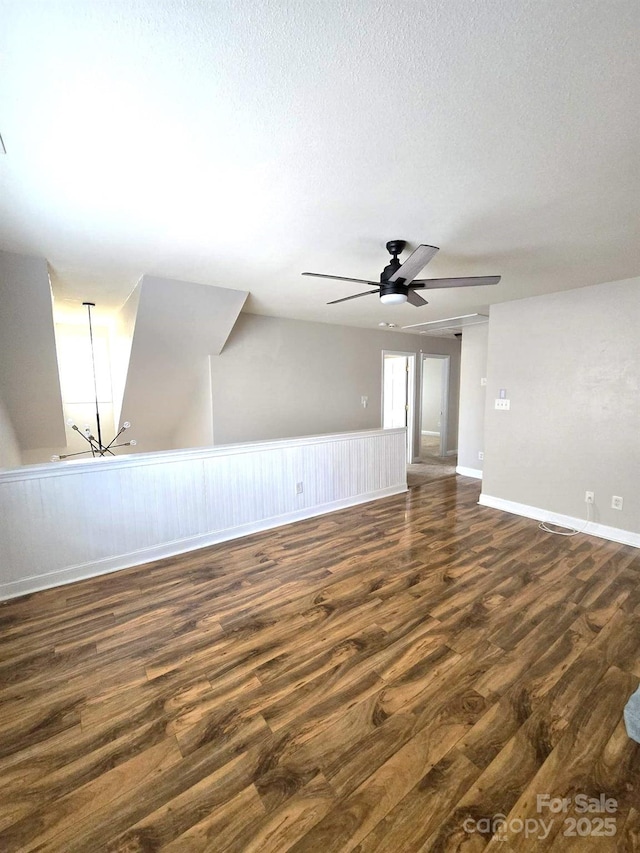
[495,399,510,410]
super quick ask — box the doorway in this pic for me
[419,354,450,458]
[382,351,415,461]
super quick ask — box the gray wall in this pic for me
[457,324,489,472]
[172,357,214,449]
[482,277,640,534]
[0,393,21,469]
[0,250,65,451]
[210,313,461,459]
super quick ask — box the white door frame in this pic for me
[419,353,450,458]
[381,350,416,462]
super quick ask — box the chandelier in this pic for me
[51,302,137,461]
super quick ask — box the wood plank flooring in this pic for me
[1,477,640,851]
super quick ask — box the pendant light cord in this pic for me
[84,302,103,450]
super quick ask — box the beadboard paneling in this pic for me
[0,429,407,599]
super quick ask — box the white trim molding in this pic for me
[456,466,483,479]
[478,493,640,549]
[0,429,407,600]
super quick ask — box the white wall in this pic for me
[457,323,489,474]
[210,314,461,460]
[481,277,640,540]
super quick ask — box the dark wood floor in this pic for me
[1,476,640,852]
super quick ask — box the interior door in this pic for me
[382,352,415,460]
[383,355,408,429]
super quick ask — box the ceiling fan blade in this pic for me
[388,244,439,284]
[327,289,380,305]
[406,289,428,307]
[411,275,501,289]
[302,272,379,286]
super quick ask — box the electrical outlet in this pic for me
[585,491,594,504]
[478,451,484,461]
[611,495,623,510]
[480,377,487,386]
[296,482,304,495]
[494,399,510,410]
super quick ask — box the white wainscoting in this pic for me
[0,429,407,600]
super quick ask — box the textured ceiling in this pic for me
[0,0,638,329]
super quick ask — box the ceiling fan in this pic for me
[302,240,501,306]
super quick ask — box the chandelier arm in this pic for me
[103,425,126,451]
[94,445,117,456]
[71,425,96,447]
[58,449,95,460]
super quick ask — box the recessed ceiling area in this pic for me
[0,0,638,328]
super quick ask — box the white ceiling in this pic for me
[1,0,638,330]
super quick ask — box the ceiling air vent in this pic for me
[402,313,489,337]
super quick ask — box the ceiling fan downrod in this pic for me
[381,240,407,282]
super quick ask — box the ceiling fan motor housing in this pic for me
[380,281,408,298]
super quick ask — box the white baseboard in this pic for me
[0,484,407,601]
[421,430,440,436]
[478,493,640,549]
[456,466,483,479]
[446,450,458,457]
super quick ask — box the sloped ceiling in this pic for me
[0,251,65,449]
[119,275,248,447]
[0,0,638,331]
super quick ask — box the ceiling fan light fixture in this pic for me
[304,239,500,309]
[380,292,407,305]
